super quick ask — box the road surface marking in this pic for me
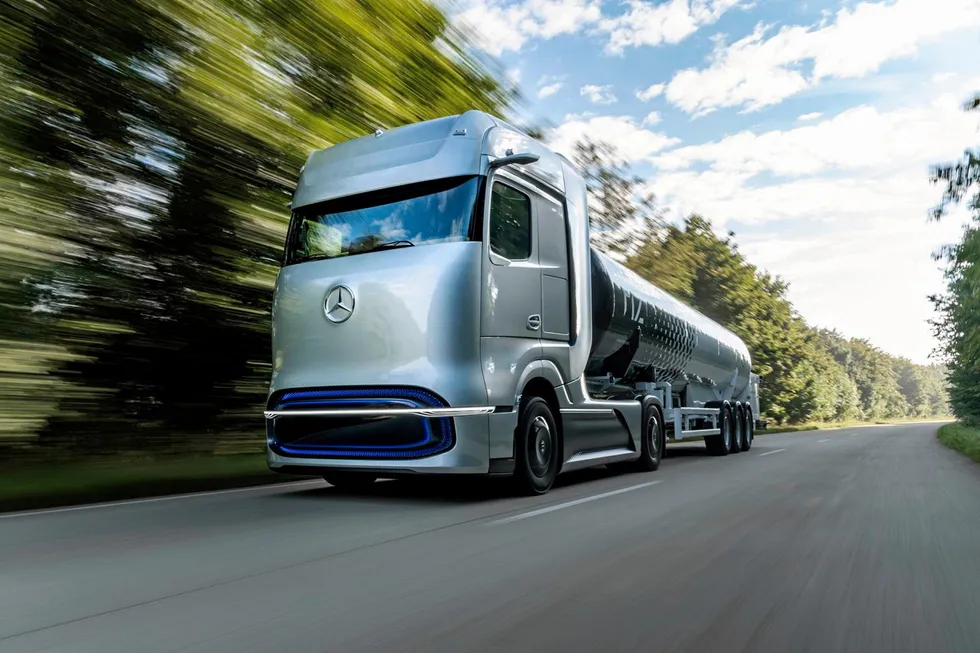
[818,438,831,443]
[492,481,663,525]
[758,448,787,457]
[0,480,324,520]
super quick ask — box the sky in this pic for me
[452,0,980,364]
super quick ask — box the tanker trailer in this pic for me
[265,110,762,495]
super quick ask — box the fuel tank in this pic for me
[587,248,752,397]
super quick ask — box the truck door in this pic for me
[535,193,571,346]
[481,175,543,386]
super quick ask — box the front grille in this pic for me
[266,387,455,460]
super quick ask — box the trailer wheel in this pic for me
[632,403,663,472]
[514,396,559,495]
[322,472,377,491]
[704,404,732,456]
[733,403,746,452]
[731,403,745,454]
[743,407,754,451]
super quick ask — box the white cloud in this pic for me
[642,111,662,126]
[664,0,980,115]
[648,93,980,362]
[538,82,564,98]
[535,74,566,98]
[637,83,666,101]
[599,0,748,55]
[798,112,822,121]
[454,0,602,56]
[548,114,682,162]
[455,0,745,56]
[581,84,618,105]
[655,98,980,177]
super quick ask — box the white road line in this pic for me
[492,481,663,525]
[818,438,831,443]
[758,448,787,457]
[0,480,323,521]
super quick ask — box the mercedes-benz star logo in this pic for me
[323,285,355,324]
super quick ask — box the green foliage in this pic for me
[627,216,946,425]
[0,0,510,456]
[929,92,980,425]
[0,0,953,464]
[937,422,980,464]
[572,138,664,256]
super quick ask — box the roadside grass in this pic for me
[762,417,951,435]
[0,453,313,513]
[937,422,980,464]
[672,417,951,443]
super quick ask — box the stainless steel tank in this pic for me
[587,248,752,397]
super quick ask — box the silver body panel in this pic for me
[270,242,487,407]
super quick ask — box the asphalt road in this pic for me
[2,422,979,653]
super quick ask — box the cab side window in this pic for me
[488,182,532,261]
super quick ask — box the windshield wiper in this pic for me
[301,253,336,263]
[364,240,415,253]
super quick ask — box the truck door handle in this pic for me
[527,314,541,331]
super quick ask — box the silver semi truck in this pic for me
[265,110,762,495]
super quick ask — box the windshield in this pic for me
[284,176,482,265]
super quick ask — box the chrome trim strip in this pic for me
[564,447,634,465]
[561,447,638,473]
[264,406,496,419]
[560,408,616,415]
[677,407,721,415]
[680,428,721,437]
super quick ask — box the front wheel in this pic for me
[514,396,560,495]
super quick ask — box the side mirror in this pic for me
[488,151,540,170]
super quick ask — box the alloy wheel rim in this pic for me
[648,414,660,460]
[528,415,553,478]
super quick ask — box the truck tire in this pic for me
[704,403,732,456]
[735,403,749,451]
[731,403,746,454]
[632,402,663,472]
[514,396,559,495]
[743,407,754,451]
[323,472,377,491]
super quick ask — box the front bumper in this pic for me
[267,410,494,475]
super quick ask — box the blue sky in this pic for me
[453,0,980,363]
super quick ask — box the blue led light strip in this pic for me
[269,387,455,459]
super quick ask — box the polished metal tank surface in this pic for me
[587,248,752,396]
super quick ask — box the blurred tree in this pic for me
[1,0,511,455]
[0,0,953,459]
[929,92,980,425]
[573,139,664,256]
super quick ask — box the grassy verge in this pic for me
[761,417,951,435]
[937,422,980,463]
[0,453,315,513]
